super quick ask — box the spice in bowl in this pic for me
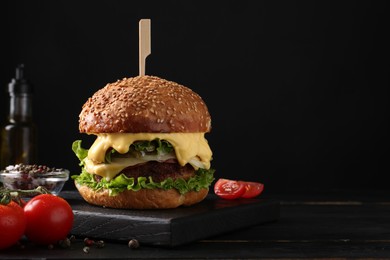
[0,164,69,196]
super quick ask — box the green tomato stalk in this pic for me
[0,186,51,205]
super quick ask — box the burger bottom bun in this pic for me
[75,182,209,209]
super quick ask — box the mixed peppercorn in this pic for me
[2,164,65,176]
[1,164,68,195]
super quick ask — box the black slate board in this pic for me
[61,191,279,247]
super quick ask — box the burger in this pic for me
[71,75,215,209]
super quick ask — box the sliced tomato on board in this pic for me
[214,178,264,200]
[214,178,246,200]
[240,181,264,198]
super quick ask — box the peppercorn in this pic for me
[58,238,71,248]
[69,235,76,242]
[128,239,140,249]
[84,238,95,246]
[95,240,105,248]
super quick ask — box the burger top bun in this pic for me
[79,75,211,134]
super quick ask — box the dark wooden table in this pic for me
[1,189,390,259]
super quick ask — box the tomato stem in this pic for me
[0,186,52,206]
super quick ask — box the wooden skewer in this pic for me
[139,19,151,76]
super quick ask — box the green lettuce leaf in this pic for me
[72,168,215,196]
[71,140,215,196]
[72,140,88,166]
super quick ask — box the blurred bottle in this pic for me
[0,64,37,169]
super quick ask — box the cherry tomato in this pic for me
[0,201,26,250]
[240,181,264,198]
[24,194,74,245]
[214,178,246,199]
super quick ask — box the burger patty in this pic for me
[93,161,195,183]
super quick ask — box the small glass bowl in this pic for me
[0,164,69,196]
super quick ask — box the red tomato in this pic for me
[240,181,264,198]
[214,178,246,199]
[0,201,26,250]
[24,194,74,245]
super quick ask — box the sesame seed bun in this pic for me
[79,75,211,133]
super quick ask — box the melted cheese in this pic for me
[85,133,212,180]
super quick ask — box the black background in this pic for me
[0,0,388,194]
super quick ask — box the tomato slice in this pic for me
[214,178,246,200]
[240,181,264,198]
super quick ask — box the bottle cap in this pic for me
[8,64,34,94]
